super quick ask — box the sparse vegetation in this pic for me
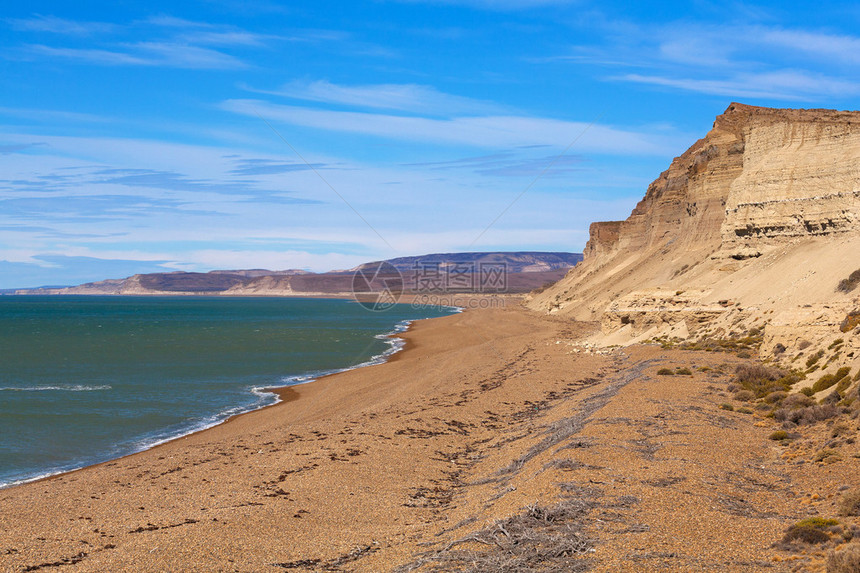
[720,403,734,411]
[656,368,674,376]
[675,367,693,376]
[733,364,802,398]
[655,331,763,355]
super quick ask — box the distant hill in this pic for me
[11,252,581,297]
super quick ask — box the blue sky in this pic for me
[2,1,859,288]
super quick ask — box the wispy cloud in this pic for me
[0,143,45,154]
[405,150,584,177]
[391,0,581,10]
[228,158,330,176]
[758,28,860,66]
[619,70,860,100]
[244,80,506,115]
[549,19,860,102]
[224,98,682,154]
[6,14,116,35]
[25,42,247,69]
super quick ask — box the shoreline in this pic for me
[1,309,447,491]
[3,303,842,571]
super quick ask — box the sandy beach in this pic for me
[1,302,857,572]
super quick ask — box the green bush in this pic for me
[675,367,693,376]
[782,518,836,545]
[807,350,825,368]
[801,387,816,397]
[720,403,734,411]
[769,430,790,441]
[836,373,855,394]
[812,367,852,394]
[656,368,674,376]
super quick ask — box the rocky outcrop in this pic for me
[528,103,860,369]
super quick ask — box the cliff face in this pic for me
[528,103,860,371]
[721,110,860,259]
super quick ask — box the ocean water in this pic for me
[0,296,454,488]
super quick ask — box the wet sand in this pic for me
[1,303,856,572]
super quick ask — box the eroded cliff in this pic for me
[528,103,860,379]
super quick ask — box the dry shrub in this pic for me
[734,389,756,402]
[783,393,814,409]
[399,499,595,573]
[799,340,812,350]
[774,403,840,426]
[839,490,860,517]
[736,365,784,381]
[827,543,860,573]
[734,364,803,398]
[837,269,860,293]
[764,390,788,404]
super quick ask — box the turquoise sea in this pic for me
[0,296,454,488]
